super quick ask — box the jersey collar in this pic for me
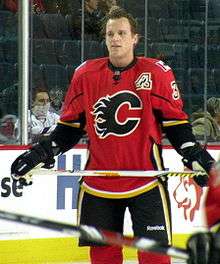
[108,57,137,73]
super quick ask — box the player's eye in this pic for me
[118,31,126,36]
[107,31,114,37]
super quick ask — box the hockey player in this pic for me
[11,6,215,264]
[187,164,220,264]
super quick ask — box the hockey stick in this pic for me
[0,209,189,260]
[28,166,206,178]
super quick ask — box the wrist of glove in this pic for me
[187,231,220,264]
[11,136,60,185]
[180,142,215,187]
[187,232,212,264]
[182,158,209,187]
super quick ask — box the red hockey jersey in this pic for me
[60,57,188,198]
[205,168,220,228]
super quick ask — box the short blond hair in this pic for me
[100,6,138,36]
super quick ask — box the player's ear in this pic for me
[133,34,139,47]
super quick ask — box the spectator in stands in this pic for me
[43,0,77,15]
[71,0,103,40]
[4,0,46,14]
[30,85,59,143]
[98,0,117,15]
[191,97,220,141]
[0,113,19,144]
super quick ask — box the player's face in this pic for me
[105,17,138,66]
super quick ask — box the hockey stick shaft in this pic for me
[0,209,188,260]
[28,167,205,178]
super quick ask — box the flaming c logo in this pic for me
[91,91,142,139]
[173,177,203,221]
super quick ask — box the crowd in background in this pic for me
[0,0,219,144]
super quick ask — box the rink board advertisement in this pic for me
[0,146,219,240]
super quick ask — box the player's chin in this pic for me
[109,50,119,55]
[109,50,124,60]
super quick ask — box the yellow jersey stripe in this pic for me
[77,187,85,225]
[58,120,81,128]
[162,120,189,127]
[81,180,159,199]
[153,143,163,170]
[158,181,172,245]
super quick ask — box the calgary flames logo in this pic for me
[91,91,142,139]
[173,177,203,222]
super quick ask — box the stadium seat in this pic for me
[0,63,17,90]
[84,41,104,61]
[185,44,204,68]
[42,64,69,90]
[65,14,76,40]
[207,22,220,45]
[189,0,206,19]
[172,43,188,68]
[3,39,18,64]
[0,40,5,63]
[167,0,179,19]
[216,46,220,68]
[187,68,215,95]
[209,0,220,18]
[31,64,45,87]
[65,64,77,83]
[183,94,204,115]
[57,40,81,66]
[184,19,204,44]
[135,41,145,56]
[173,68,186,93]
[148,42,175,66]
[0,0,3,10]
[168,0,190,19]
[148,0,169,18]
[148,17,162,42]
[159,18,188,42]
[32,14,47,39]
[136,18,145,37]
[40,13,71,40]
[0,12,4,36]
[33,39,59,65]
[136,18,162,43]
[212,69,220,94]
[0,10,17,39]
[207,45,219,68]
[122,0,145,18]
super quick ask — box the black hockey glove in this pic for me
[11,136,60,185]
[187,231,220,264]
[187,232,212,264]
[180,142,215,187]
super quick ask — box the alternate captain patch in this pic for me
[135,72,152,90]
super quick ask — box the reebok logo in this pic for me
[146,225,165,231]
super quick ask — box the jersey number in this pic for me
[171,81,180,100]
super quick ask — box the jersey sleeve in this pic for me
[150,60,189,128]
[60,64,85,124]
